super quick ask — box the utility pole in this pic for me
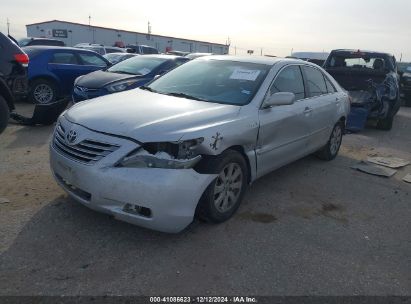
[235,46,237,55]
[88,14,91,27]
[6,18,10,35]
[260,48,263,56]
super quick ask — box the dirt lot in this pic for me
[0,103,410,296]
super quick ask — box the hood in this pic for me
[65,89,241,142]
[76,70,143,89]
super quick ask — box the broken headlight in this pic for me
[119,138,204,169]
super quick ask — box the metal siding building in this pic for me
[26,20,229,54]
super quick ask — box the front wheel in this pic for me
[196,150,248,223]
[316,122,343,161]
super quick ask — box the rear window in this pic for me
[22,47,44,58]
[327,52,391,71]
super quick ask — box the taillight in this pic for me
[14,54,29,67]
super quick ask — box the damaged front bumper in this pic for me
[49,121,216,233]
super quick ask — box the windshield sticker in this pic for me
[138,68,151,75]
[230,69,261,81]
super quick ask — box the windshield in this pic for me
[103,53,125,64]
[18,38,31,47]
[108,56,167,75]
[147,59,270,106]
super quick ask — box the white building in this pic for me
[26,20,229,54]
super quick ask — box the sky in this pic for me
[1,0,411,61]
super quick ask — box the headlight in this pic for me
[74,75,83,85]
[106,79,139,92]
[119,138,204,169]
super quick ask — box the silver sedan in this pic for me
[50,56,350,233]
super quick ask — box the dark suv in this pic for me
[0,32,29,133]
[324,49,400,130]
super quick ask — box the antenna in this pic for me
[7,18,10,35]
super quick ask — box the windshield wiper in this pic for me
[109,70,138,75]
[140,86,157,93]
[163,92,206,101]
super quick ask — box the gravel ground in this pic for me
[0,102,410,296]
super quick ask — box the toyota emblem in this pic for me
[66,130,78,145]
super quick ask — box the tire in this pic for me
[0,95,10,134]
[29,78,57,104]
[316,122,343,161]
[376,115,393,131]
[405,93,411,107]
[196,150,248,223]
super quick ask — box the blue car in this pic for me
[72,55,189,103]
[23,46,110,104]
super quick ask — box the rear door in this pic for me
[301,65,339,150]
[256,65,311,177]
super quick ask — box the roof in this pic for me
[26,20,228,47]
[22,45,104,53]
[197,55,288,65]
[331,49,393,57]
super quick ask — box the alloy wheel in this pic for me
[33,84,53,104]
[330,125,342,155]
[214,163,243,213]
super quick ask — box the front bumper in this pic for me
[49,120,216,233]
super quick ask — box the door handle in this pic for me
[303,107,313,114]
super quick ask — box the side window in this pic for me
[302,66,328,97]
[270,65,305,101]
[50,52,79,64]
[324,74,336,93]
[78,53,107,67]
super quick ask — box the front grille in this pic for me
[53,123,120,164]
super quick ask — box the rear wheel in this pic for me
[0,95,10,134]
[196,150,248,223]
[316,122,343,161]
[376,115,393,131]
[29,78,57,104]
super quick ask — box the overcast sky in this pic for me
[1,0,411,60]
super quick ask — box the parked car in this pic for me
[0,32,29,133]
[290,52,329,66]
[185,53,214,60]
[126,44,159,55]
[103,52,139,65]
[74,43,126,55]
[398,64,411,106]
[18,37,65,47]
[72,55,189,102]
[324,49,400,130]
[50,56,349,233]
[23,46,110,104]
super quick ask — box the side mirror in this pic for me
[263,92,296,108]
